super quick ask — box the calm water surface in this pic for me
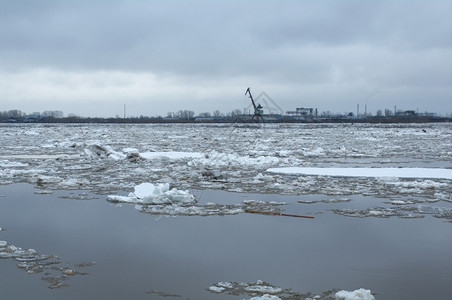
[1,184,451,299]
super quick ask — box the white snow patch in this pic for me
[254,173,274,182]
[249,295,282,300]
[434,192,451,202]
[140,203,243,216]
[368,210,384,216]
[189,151,281,168]
[335,288,374,300]
[83,144,126,160]
[0,154,79,160]
[267,167,452,179]
[417,204,451,215]
[23,130,40,136]
[389,180,447,189]
[302,147,325,157]
[209,286,225,293]
[0,160,29,168]
[122,147,139,154]
[33,175,63,184]
[391,200,411,205]
[60,178,90,187]
[139,151,202,160]
[217,282,234,289]
[245,285,282,294]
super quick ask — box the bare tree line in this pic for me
[1,108,450,123]
[0,110,64,121]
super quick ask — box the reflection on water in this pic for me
[1,184,451,299]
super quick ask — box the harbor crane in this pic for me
[245,87,264,122]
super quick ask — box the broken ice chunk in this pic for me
[335,288,374,300]
[108,182,195,205]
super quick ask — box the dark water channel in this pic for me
[1,184,451,299]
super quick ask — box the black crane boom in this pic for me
[245,87,257,110]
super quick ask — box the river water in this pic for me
[1,183,451,299]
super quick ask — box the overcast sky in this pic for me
[1,0,451,117]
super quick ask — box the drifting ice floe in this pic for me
[139,151,203,160]
[266,167,452,179]
[0,238,94,289]
[188,151,283,168]
[208,280,285,298]
[107,182,195,204]
[333,204,452,221]
[208,280,374,300]
[335,288,375,300]
[249,295,281,300]
[0,160,29,168]
[83,144,126,160]
[83,143,203,162]
[107,184,289,216]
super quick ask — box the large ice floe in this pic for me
[208,280,374,300]
[266,167,452,179]
[107,182,195,204]
[332,203,452,220]
[107,182,287,216]
[335,288,375,300]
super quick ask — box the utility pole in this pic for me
[124,104,126,119]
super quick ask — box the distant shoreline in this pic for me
[3,115,451,124]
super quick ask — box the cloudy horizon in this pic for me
[1,0,451,117]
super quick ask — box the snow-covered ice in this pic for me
[335,288,375,300]
[107,182,195,204]
[333,204,452,220]
[245,283,282,294]
[248,295,281,300]
[1,123,451,220]
[107,185,288,216]
[266,167,452,179]
[208,280,286,298]
[208,280,374,300]
[139,151,203,160]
